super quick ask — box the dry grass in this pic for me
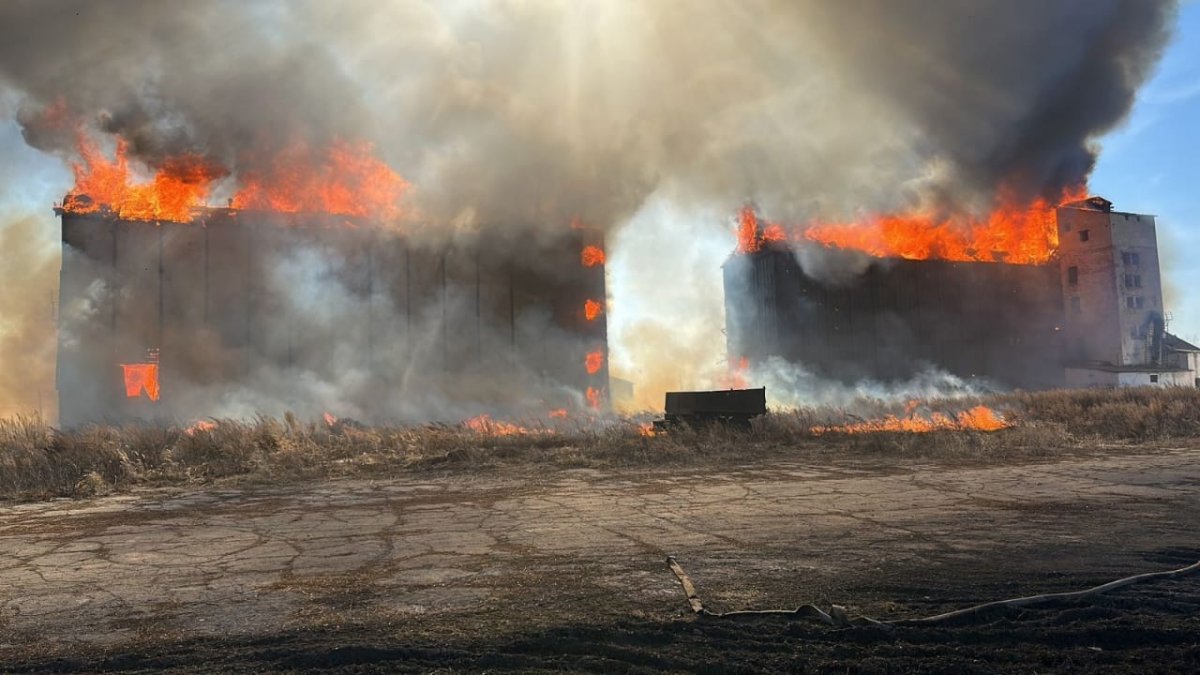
[2,387,1198,502]
[995,386,1200,440]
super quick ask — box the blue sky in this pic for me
[1091,1,1200,342]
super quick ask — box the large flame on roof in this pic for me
[231,139,409,219]
[738,186,1088,264]
[62,131,409,223]
[65,135,226,223]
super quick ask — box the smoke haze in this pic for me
[0,0,1179,418]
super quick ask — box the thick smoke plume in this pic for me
[0,1,1178,418]
[0,0,1177,224]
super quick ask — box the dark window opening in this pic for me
[1132,252,1140,265]
[1067,266,1078,285]
[1079,229,1090,242]
[1135,296,1145,309]
[1126,296,1135,309]
[1150,374,1159,384]
[1194,378,1199,389]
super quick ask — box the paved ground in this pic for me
[2,447,1199,672]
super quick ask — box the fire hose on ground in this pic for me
[666,555,1200,630]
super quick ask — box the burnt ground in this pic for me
[2,445,1199,673]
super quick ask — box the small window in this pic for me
[1124,274,1134,288]
[1126,296,1136,309]
[1070,297,1081,313]
[1131,252,1140,265]
[1194,378,1199,389]
[1135,296,1145,309]
[1150,374,1159,384]
[1079,230,1090,242]
[1134,275,1141,288]
[1067,266,1078,285]
[1122,252,1131,265]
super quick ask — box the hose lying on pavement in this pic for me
[666,555,1200,629]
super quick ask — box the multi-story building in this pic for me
[723,196,1198,390]
[1057,197,1194,387]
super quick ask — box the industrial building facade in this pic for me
[724,196,1199,390]
[56,207,608,426]
[1057,197,1197,387]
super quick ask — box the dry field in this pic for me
[3,387,1200,503]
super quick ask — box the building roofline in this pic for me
[1064,363,1189,374]
[1164,332,1200,353]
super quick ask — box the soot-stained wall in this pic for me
[57,208,608,426]
[724,246,1065,389]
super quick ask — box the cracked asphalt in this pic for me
[2,447,1199,668]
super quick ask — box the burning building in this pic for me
[55,205,608,426]
[724,197,1198,390]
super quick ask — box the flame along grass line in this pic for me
[809,405,1010,435]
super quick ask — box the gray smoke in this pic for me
[0,0,1177,227]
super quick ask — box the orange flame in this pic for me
[184,419,217,436]
[736,206,762,254]
[585,350,604,375]
[584,299,603,321]
[586,387,603,410]
[720,356,750,389]
[232,139,409,219]
[581,245,606,267]
[810,405,1010,435]
[736,206,788,254]
[120,363,160,401]
[66,135,226,222]
[62,131,411,223]
[802,186,1088,265]
[638,422,657,437]
[549,408,568,419]
[323,412,338,427]
[463,414,531,436]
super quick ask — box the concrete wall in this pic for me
[57,209,608,425]
[1056,205,1163,368]
[1110,212,1163,365]
[1057,207,1123,365]
[1064,367,1118,388]
[725,248,1065,389]
[1065,367,1192,388]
